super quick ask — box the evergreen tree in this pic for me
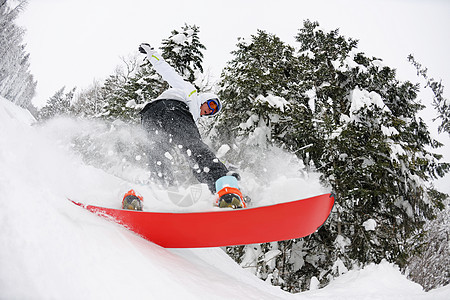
[38,86,76,121]
[70,80,103,118]
[97,55,167,122]
[408,55,450,135]
[215,29,318,292]
[215,29,303,148]
[98,24,206,123]
[98,57,140,122]
[160,24,206,85]
[216,21,449,292]
[0,0,36,107]
[285,20,449,291]
[294,20,448,275]
[407,197,449,291]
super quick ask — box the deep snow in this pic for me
[0,97,448,299]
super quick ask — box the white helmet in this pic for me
[198,92,222,116]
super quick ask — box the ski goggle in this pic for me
[206,98,221,115]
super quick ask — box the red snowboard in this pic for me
[70,193,334,248]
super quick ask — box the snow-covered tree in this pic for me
[408,55,450,135]
[0,0,36,107]
[217,21,449,293]
[407,197,449,291]
[70,80,103,118]
[97,56,145,122]
[294,19,448,273]
[214,29,320,292]
[160,24,206,85]
[215,30,303,148]
[38,86,76,121]
[97,54,167,122]
[98,24,206,123]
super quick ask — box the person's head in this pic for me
[199,93,222,117]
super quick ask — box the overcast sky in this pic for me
[17,0,450,105]
[15,0,450,192]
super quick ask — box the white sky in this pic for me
[17,0,450,106]
[16,0,450,191]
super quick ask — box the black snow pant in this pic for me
[140,99,228,193]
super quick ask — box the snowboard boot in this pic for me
[217,187,246,209]
[122,189,144,211]
[215,176,247,209]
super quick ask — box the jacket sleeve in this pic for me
[145,50,197,96]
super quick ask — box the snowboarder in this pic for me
[123,43,246,210]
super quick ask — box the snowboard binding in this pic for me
[215,175,247,209]
[217,193,245,209]
[122,189,144,211]
[216,187,247,209]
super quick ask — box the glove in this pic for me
[139,43,153,54]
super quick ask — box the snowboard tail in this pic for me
[70,193,334,248]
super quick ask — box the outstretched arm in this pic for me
[139,43,196,95]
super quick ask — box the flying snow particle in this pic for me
[216,144,231,158]
[362,219,377,231]
[309,276,320,291]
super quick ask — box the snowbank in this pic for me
[1,97,448,299]
[0,97,287,299]
[301,260,449,300]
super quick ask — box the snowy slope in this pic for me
[0,97,448,299]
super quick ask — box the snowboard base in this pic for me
[70,193,334,248]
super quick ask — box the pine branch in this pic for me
[408,55,450,135]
